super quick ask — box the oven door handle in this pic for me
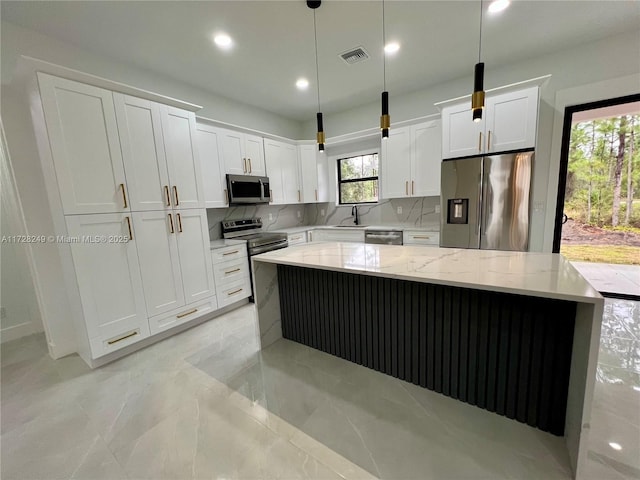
[249,242,289,256]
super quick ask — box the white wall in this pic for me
[1,21,303,139]
[302,30,640,252]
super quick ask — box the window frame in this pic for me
[336,152,380,205]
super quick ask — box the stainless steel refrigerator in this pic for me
[440,151,533,251]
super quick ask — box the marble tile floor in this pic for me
[1,299,639,480]
[572,262,640,298]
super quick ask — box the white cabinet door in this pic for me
[485,86,538,153]
[114,94,170,212]
[220,128,247,175]
[65,213,149,356]
[132,211,185,317]
[175,209,216,304]
[381,126,412,199]
[244,134,266,176]
[161,106,204,209]
[441,102,484,159]
[196,123,228,208]
[316,151,330,202]
[281,143,300,204]
[38,73,129,215]
[264,139,285,204]
[298,145,319,203]
[412,120,441,197]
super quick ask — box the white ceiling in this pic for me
[2,1,639,121]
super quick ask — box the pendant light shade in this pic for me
[309,1,325,152]
[316,112,325,151]
[380,0,390,139]
[472,0,485,122]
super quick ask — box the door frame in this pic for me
[552,93,640,253]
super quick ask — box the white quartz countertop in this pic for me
[252,242,603,304]
[209,239,247,250]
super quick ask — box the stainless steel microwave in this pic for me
[226,174,271,205]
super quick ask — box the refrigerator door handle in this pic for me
[475,172,482,239]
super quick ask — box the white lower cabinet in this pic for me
[65,213,150,356]
[212,244,251,307]
[312,229,365,243]
[403,230,440,246]
[287,232,308,246]
[148,296,218,335]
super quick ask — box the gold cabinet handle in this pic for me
[228,288,243,296]
[411,180,415,195]
[223,250,239,256]
[478,132,483,152]
[291,235,302,240]
[107,330,138,345]
[225,268,241,275]
[248,158,252,173]
[487,130,492,151]
[242,158,247,173]
[176,308,198,319]
[315,189,318,201]
[164,185,171,207]
[298,190,301,202]
[173,186,179,206]
[126,216,133,240]
[405,181,408,195]
[120,183,128,209]
[224,189,228,205]
[177,213,183,233]
[412,235,432,240]
[168,213,174,233]
[270,189,273,203]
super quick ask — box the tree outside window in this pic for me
[337,153,379,204]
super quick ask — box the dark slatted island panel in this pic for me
[277,264,576,436]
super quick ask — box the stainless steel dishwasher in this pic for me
[364,229,403,245]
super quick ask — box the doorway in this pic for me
[553,94,640,299]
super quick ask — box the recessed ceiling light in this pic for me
[488,0,510,13]
[384,42,400,55]
[609,442,622,451]
[213,33,233,49]
[296,78,309,90]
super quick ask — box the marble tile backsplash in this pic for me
[207,197,441,240]
[305,197,441,229]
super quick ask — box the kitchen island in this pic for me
[251,242,603,479]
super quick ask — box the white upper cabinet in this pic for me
[381,120,442,199]
[298,144,320,203]
[441,86,539,159]
[412,121,442,197]
[113,94,170,211]
[485,87,539,153]
[219,128,266,176]
[161,106,205,209]
[65,213,149,356]
[195,123,228,208]
[264,139,299,205]
[112,94,204,211]
[38,73,129,215]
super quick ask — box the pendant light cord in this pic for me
[313,10,321,111]
[382,0,386,91]
[478,0,483,62]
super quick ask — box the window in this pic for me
[337,153,379,204]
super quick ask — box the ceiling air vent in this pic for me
[339,46,370,65]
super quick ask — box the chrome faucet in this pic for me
[351,205,359,225]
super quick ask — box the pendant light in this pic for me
[308,0,325,151]
[380,0,390,139]
[472,0,485,123]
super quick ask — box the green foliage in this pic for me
[338,154,379,204]
[566,114,640,227]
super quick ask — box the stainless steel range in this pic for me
[222,218,288,301]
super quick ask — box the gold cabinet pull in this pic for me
[248,158,252,173]
[227,288,243,296]
[223,250,239,256]
[412,235,432,240]
[405,181,408,195]
[224,189,229,205]
[270,189,273,203]
[487,130,492,151]
[298,190,301,202]
[478,132,483,152]
[125,216,133,240]
[225,268,241,275]
[120,183,128,209]
[176,308,198,319]
[173,186,179,206]
[242,158,247,173]
[107,330,138,345]
[168,213,174,233]
[164,185,171,207]
[177,213,183,233]
[315,189,318,201]
[291,235,301,240]
[411,181,415,195]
